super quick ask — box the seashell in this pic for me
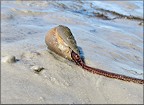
[1,55,16,63]
[45,25,80,60]
[30,65,44,74]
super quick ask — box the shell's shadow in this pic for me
[78,46,85,64]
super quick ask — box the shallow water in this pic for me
[1,1,143,104]
[2,0,143,78]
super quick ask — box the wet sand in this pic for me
[1,1,143,104]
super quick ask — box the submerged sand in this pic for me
[1,1,143,104]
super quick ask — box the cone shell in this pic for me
[45,25,79,60]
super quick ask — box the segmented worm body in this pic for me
[71,50,144,84]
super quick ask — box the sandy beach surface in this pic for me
[1,1,143,104]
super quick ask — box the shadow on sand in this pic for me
[78,46,85,64]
